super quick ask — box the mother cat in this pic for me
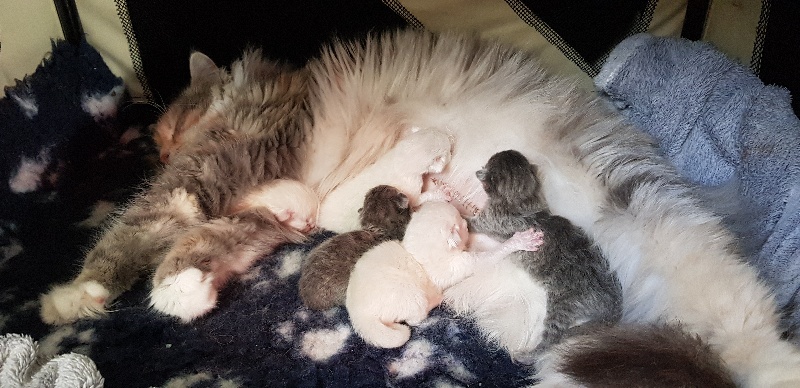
[302,30,800,387]
[42,29,800,386]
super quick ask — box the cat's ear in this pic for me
[189,51,219,83]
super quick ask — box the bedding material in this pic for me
[595,32,800,343]
[2,31,800,388]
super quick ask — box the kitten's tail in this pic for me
[535,323,736,388]
[352,318,411,349]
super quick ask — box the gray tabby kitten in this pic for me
[469,150,623,356]
[40,49,313,324]
[299,185,412,310]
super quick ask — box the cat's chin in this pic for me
[150,267,218,322]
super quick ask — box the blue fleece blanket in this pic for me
[595,33,800,343]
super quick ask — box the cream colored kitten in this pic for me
[316,126,452,233]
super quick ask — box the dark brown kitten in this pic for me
[299,185,412,310]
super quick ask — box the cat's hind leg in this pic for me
[40,187,204,325]
[150,208,306,322]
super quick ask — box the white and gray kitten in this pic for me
[466,149,622,361]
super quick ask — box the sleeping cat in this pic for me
[40,49,315,324]
[346,200,544,348]
[316,126,452,233]
[454,150,623,362]
[299,184,412,310]
[301,29,800,386]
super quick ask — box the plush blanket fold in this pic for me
[0,333,104,388]
[595,33,800,342]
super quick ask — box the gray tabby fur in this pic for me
[469,150,622,357]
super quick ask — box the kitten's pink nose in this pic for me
[301,222,316,233]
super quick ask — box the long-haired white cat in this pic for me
[302,29,800,386]
[346,201,543,349]
[316,126,452,233]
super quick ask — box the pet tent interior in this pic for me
[1,1,798,386]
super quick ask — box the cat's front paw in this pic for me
[512,228,545,252]
[150,267,217,322]
[40,281,110,325]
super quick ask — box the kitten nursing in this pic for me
[40,50,317,324]
[445,150,622,362]
[299,184,413,310]
[347,201,544,348]
[469,150,623,354]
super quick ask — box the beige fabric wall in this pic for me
[0,1,142,97]
[0,1,64,89]
[0,1,766,101]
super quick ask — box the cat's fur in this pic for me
[149,179,319,321]
[316,126,452,233]
[299,185,412,310]
[346,200,543,349]
[464,150,622,361]
[230,178,319,233]
[41,49,313,324]
[301,29,800,386]
[534,323,736,387]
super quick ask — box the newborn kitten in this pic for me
[299,185,412,310]
[40,49,313,324]
[346,200,544,349]
[316,127,452,233]
[468,150,623,359]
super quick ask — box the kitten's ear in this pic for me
[189,51,219,83]
[447,224,462,249]
[476,168,487,181]
[395,194,410,209]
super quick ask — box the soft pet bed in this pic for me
[2,3,800,387]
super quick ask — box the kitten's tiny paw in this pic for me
[40,281,110,325]
[150,267,217,322]
[513,228,545,251]
[427,154,449,174]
